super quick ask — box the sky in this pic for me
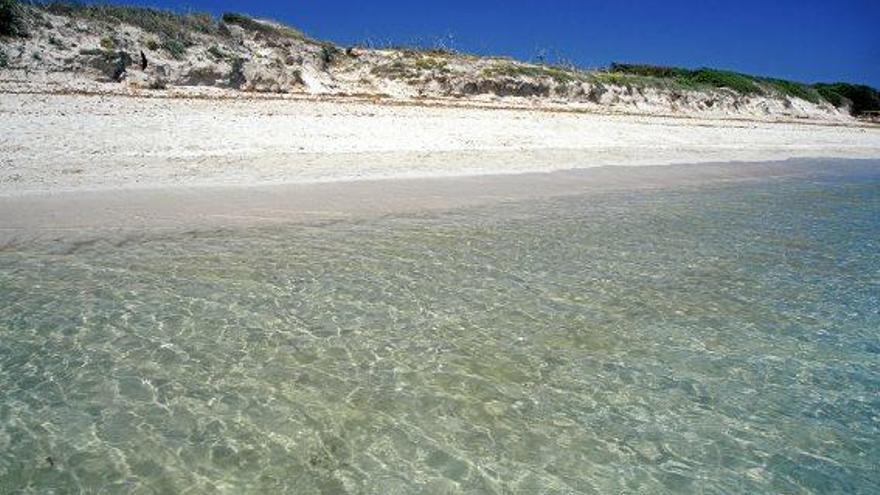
[126,0,879,86]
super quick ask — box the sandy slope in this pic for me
[2,92,880,196]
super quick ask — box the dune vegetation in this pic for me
[2,0,879,118]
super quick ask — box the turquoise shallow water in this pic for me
[1,163,879,494]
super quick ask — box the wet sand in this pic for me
[3,158,879,247]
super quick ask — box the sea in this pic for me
[1,160,878,494]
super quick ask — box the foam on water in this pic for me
[1,164,879,493]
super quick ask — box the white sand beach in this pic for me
[2,92,879,196]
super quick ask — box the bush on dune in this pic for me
[688,69,762,94]
[482,62,584,84]
[42,1,215,57]
[220,12,306,41]
[1,0,27,37]
[815,83,880,115]
[609,62,880,114]
[764,78,822,104]
[11,1,878,117]
[610,63,762,94]
[43,1,215,39]
[608,63,691,80]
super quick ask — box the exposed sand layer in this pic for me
[2,93,880,196]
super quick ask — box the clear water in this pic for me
[1,164,879,494]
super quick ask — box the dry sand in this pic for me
[2,92,879,196]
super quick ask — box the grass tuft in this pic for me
[99,35,114,50]
[371,60,416,80]
[372,55,452,81]
[413,56,448,71]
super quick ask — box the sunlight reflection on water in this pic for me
[1,165,879,493]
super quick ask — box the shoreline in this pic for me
[3,158,879,247]
[3,92,880,197]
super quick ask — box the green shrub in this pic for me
[763,78,821,103]
[161,38,186,59]
[611,63,765,95]
[687,69,762,94]
[229,56,246,87]
[814,84,846,107]
[0,49,8,67]
[320,44,339,66]
[610,63,880,112]
[48,35,64,48]
[220,12,257,29]
[814,83,880,115]
[207,44,226,60]
[1,0,27,37]
[100,36,115,50]
[221,12,305,40]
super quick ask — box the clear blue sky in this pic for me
[128,0,878,86]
